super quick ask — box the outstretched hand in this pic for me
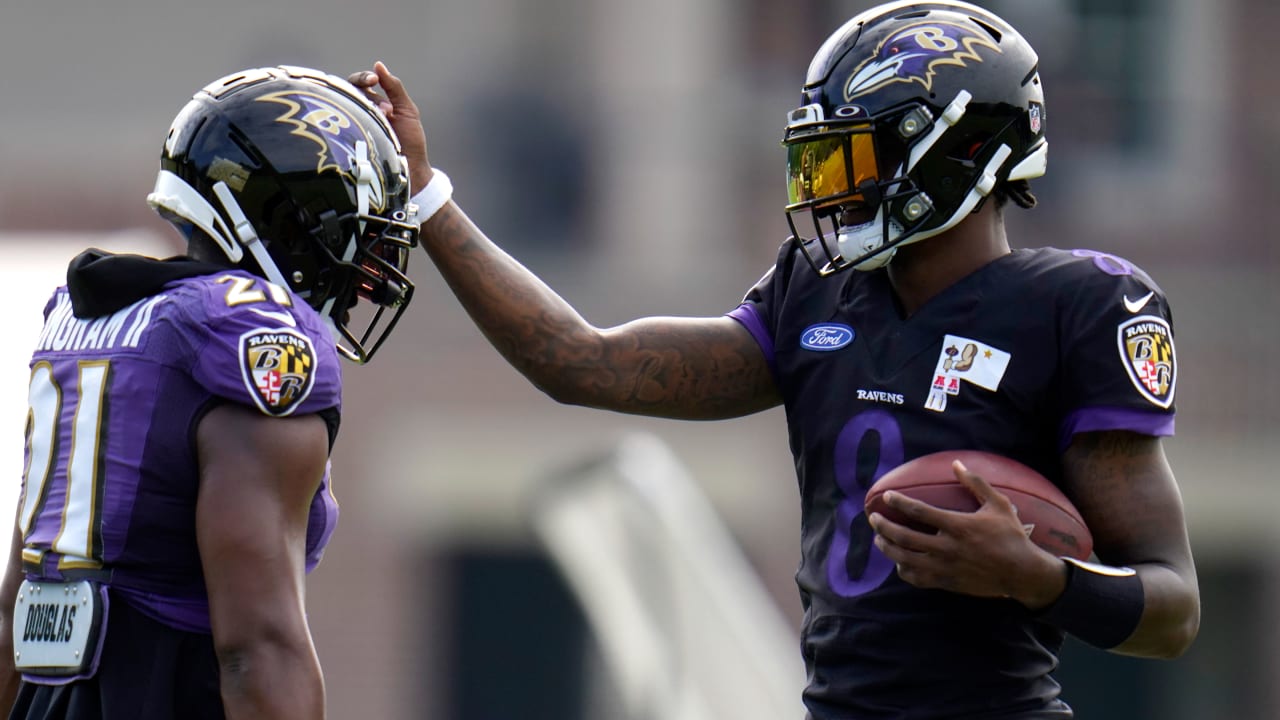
[348,61,433,193]
[868,460,1067,608]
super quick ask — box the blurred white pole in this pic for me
[532,432,805,720]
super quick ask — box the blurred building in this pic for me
[1,0,1276,717]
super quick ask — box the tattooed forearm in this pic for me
[592,317,780,419]
[420,204,780,420]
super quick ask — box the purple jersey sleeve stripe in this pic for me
[1059,406,1175,452]
[727,303,776,378]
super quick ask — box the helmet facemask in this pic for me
[308,183,420,363]
[300,138,419,363]
[783,102,933,275]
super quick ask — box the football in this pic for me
[864,450,1093,560]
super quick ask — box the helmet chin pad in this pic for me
[850,245,896,271]
[837,212,903,271]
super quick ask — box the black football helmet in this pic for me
[147,65,418,362]
[783,0,1047,274]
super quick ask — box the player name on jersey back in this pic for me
[33,292,167,354]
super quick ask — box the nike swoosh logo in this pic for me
[1123,291,1154,314]
[248,308,298,327]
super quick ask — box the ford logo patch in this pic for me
[800,323,855,351]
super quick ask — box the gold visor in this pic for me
[785,130,878,207]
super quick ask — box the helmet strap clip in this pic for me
[212,181,291,291]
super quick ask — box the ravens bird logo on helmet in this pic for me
[843,20,1002,100]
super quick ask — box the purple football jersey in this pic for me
[728,243,1176,719]
[19,269,342,633]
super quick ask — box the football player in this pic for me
[355,0,1199,716]
[0,66,418,719]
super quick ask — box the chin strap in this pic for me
[210,182,292,291]
[351,140,374,251]
[841,97,1014,271]
[907,90,971,171]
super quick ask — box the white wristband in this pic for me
[410,169,453,224]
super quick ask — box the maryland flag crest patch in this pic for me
[1117,315,1176,408]
[239,328,318,416]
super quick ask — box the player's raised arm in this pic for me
[426,207,778,420]
[351,63,780,420]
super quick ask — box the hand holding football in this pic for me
[865,450,1092,560]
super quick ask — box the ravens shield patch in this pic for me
[1117,316,1176,408]
[239,328,318,416]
